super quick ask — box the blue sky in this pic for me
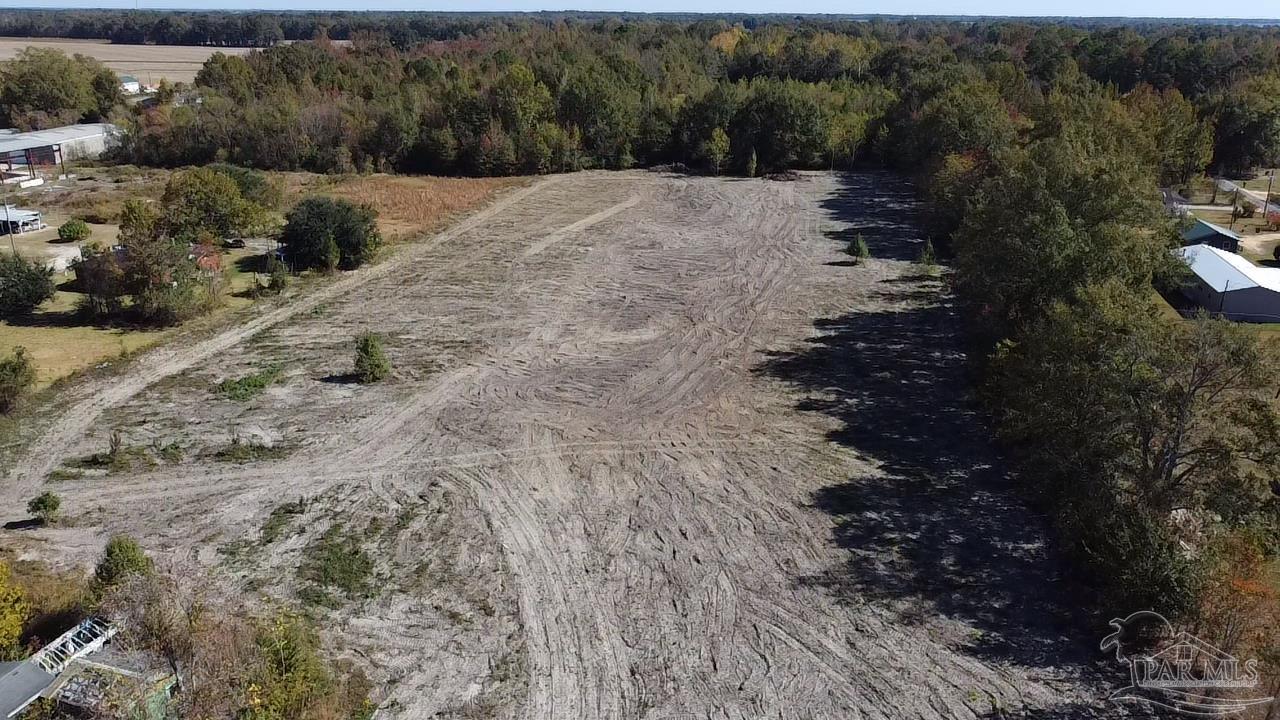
[3,0,1276,20]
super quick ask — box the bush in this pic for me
[26,492,61,525]
[280,197,380,272]
[353,332,391,384]
[0,347,36,414]
[919,239,937,266]
[93,535,153,592]
[214,364,283,401]
[0,254,55,318]
[56,218,91,244]
[847,234,870,263]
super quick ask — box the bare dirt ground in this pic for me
[3,171,1118,719]
[0,38,251,84]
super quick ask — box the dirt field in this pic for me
[2,171,1112,718]
[0,38,251,84]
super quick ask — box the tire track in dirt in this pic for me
[13,171,1108,720]
[1,177,560,514]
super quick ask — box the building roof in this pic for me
[1,206,41,223]
[0,660,56,718]
[1182,218,1242,244]
[0,123,116,156]
[1179,244,1280,293]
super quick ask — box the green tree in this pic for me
[353,332,391,384]
[93,535,153,593]
[918,239,937,267]
[0,254,55,318]
[119,199,213,325]
[57,218,91,244]
[0,48,98,128]
[26,492,61,526]
[0,563,29,661]
[280,197,380,272]
[701,127,730,174]
[730,82,827,173]
[0,346,36,414]
[846,234,870,263]
[160,167,257,243]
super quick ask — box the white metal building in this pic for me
[0,124,120,183]
[1178,243,1280,322]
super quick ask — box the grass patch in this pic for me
[261,499,308,544]
[65,432,156,474]
[46,468,84,483]
[214,364,284,401]
[298,525,375,601]
[209,436,291,463]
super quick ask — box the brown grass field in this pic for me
[0,37,251,84]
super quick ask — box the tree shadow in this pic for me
[3,518,41,530]
[819,171,928,261]
[756,172,1099,676]
[318,373,360,385]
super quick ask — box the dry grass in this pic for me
[1,171,527,387]
[320,174,529,240]
[0,38,251,85]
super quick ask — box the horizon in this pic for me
[2,4,1278,22]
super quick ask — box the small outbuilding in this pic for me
[0,205,44,234]
[0,123,120,184]
[119,75,142,95]
[1178,244,1280,322]
[1180,218,1241,253]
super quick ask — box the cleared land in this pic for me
[0,172,523,386]
[2,171,1108,718]
[0,37,251,84]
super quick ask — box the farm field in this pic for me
[1,171,1105,719]
[0,37,251,84]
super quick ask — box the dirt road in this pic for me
[4,171,1113,718]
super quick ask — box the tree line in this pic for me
[90,19,1278,181]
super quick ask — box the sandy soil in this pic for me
[2,171,1116,719]
[0,38,251,85]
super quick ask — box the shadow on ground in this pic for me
[819,171,928,261]
[757,172,1102,678]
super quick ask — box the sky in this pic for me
[2,0,1277,20]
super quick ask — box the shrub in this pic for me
[0,347,36,414]
[280,197,380,272]
[56,218,91,244]
[353,332,391,384]
[919,239,937,266]
[847,234,870,263]
[214,364,283,401]
[299,525,374,598]
[93,535,153,592]
[26,492,61,525]
[0,254,55,318]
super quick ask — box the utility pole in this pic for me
[3,177,14,255]
[1264,169,1275,220]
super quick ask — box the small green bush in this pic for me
[210,435,290,463]
[299,525,375,599]
[353,333,391,384]
[847,234,870,263]
[0,254,55,318]
[27,492,61,525]
[919,239,937,267]
[93,535,153,592]
[0,347,36,414]
[56,218,91,244]
[215,364,283,401]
